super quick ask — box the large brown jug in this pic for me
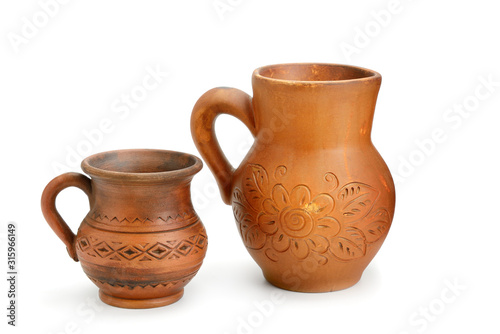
[191,63,395,292]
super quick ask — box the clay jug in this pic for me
[41,149,207,308]
[191,63,395,292]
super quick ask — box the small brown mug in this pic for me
[41,149,207,308]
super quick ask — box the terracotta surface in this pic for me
[191,63,395,292]
[41,149,207,308]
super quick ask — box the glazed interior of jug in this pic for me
[255,63,379,82]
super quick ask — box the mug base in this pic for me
[99,289,184,309]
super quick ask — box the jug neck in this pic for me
[251,65,381,148]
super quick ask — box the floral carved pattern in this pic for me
[232,164,391,264]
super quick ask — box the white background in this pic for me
[1,0,499,333]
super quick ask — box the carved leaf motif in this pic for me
[237,214,252,235]
[337,183,379,223]
[243,224,267,250]
[362,209,391,243]
[233,188,246,205]
[242,164,269,211]
[330,227,366,260]
[239,213,266,250]
[232,202,248,226]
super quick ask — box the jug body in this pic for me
[231,143,394,291]
[192,63,395,292]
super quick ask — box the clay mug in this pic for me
[191,63,395,292]
[41,149,207,308]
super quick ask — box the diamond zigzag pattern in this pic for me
[90,211,195,224]
[77,233,207,261]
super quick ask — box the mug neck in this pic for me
[87,177,196,227]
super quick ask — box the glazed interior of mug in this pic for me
[82,149,202,179]
[256,63,378,82]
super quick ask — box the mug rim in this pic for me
[253,62,381,85]
[81,149,203,182]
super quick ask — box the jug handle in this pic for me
[41,172,92,261]
[191,87,257,205]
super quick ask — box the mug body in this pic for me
[77,149,206,308]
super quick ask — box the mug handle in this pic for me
[191,87,257,204]
[41,172,93,261]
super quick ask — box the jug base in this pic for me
[99,289,184,309]
[263,272,362,293]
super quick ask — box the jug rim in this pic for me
[253,63,381,85]
[81,149,202,182]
